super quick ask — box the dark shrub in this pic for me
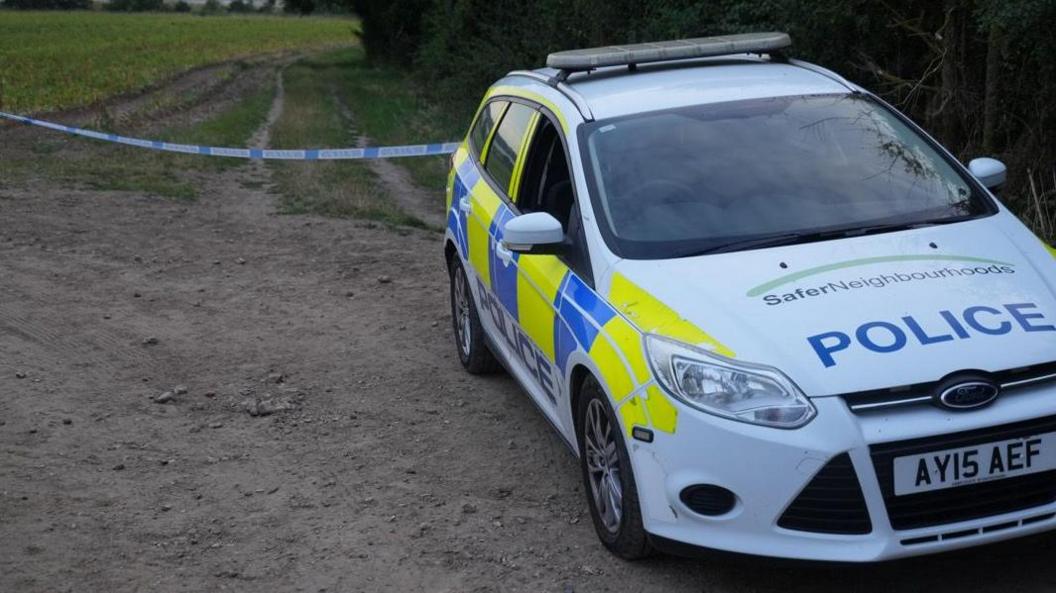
[107,0,165,11]
[283,0,313,15]
[200,0,222,14]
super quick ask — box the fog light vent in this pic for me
[679,484,736,516]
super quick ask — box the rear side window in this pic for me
[469,101,508,158]
[484,102,536,194]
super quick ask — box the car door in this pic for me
[462,101,542,375]
[505,111,597,410]
[457,99,507,292]
[512,114,678,446]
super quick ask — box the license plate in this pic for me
[893,432,1056,496]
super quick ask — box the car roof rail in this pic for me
[546,32,792,82]
[505,70,596,122]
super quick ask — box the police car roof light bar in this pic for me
[546,32,792,74]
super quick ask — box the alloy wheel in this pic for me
[584,398,623,533]
[453,269,472,357]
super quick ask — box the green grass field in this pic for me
[0,19,459,227]
[0,11,356,113]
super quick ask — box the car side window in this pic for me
[517,118,573,229]
[469,101,508,160]
[483,102,536,194]
[514,114,594,286]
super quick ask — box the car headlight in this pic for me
[644,334,816,429]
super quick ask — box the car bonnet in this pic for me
[605,214,1056,397]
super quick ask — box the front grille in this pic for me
[842,360,1056,413]
[901,512,1056,547]
[871,415,1056,530]
[778,453,872,535]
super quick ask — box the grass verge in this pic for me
[267,49,426,227]
[333,47,466,198]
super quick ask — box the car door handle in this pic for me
[495,241,514,266]
[458,197,472,214]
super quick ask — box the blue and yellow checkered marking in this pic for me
[448,173,470,258]
[552,273,579,374]
[556,293,597,354]
[552,273,616,355]
[446,209,464,259]
[488,206,520,320]
[565,274,616,335]
[551,274,624,381]
[518,255,566,361]
[456,153,481,187]
[466,185,502,290]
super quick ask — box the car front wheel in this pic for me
[577,375,652,560]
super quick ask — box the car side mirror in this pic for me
[501,212,566,255]
[968,157,1007,190]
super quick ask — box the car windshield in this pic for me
[579,93,995,259]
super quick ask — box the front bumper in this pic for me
[630,379,1056,561]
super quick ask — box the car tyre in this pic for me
[577,375,653,560]
[448,256,500,374]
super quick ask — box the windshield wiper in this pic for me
[685,230,833,256]
[834,218,956,237]
[685,216,970,257]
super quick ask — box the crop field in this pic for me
[0,11,356,113]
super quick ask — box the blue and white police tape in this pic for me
[0,110,460,160]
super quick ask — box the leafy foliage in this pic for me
[350,0,432,65]
[284,0,315,15]
[107,0,165,11]
[228,0,255,13]
[201,0,223,14]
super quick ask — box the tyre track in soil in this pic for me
[4,52,1056,593]
[332,86,447,229]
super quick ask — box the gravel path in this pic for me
[3,55,1056,593]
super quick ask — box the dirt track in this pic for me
[4,56,1056,593]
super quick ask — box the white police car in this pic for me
[442,32,1056,561]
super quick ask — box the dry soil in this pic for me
[3,55,1056,593]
